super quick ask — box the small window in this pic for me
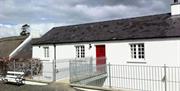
[75,45,85,58]
[43,47,49,58]
[130,43,145,59]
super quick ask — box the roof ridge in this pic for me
[0,36,28,42]
[53,13,171,29]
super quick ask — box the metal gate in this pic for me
[70,63,180,91]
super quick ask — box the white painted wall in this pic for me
[33,45,54,61]
[33,38,180,66]
[55,44,96,59]
[106,39,180,66]
[33,43,97,81]
[32,45,55,81]
[32,38,180,81]
[171,4,180,16]
[33,44,96,60]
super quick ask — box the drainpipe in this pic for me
[53,44,56,81]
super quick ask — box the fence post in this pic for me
[31,60,33,78]
[108,63,112,88]
[13,60,15,72]
[52,59,56,82]
[90,57,93,73]
[164,64,167,91]
[69,60,72,83]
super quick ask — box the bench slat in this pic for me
[7,71,24,75]
[6,75,17,78]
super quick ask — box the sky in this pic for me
[0,0,171,38]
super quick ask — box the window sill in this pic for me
[126,61,147,64]
[42,59,51,61]
[41,58,51,61]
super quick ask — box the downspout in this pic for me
[9,35,32,60]
[54,44,56,61]
[53,44,56,81]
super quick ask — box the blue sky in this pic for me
[0,0,171,38]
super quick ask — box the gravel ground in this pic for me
[0,82,78,91]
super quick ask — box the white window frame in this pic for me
[43,47,49,58]
[130,43,145,59]
[75,45,85,58]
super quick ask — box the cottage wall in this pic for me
[33,45,54,61]
[32,38,180,82]
[33,39,180,65]
[106,39,180,66]
[33,38,180,66]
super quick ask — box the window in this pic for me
[75,45,85,58]
[44,47,49,58]
[130,43,145,59]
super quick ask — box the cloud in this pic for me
[0,23,67,38]
[0,0,171,24]
[0,24,19,37]
[0,0,171,38]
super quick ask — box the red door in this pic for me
[96,45,106,65]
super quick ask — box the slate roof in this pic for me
[0,36,32,59]
[33,13,180,45]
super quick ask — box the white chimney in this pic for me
[171,0,180,15]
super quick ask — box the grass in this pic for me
[0,82,77,91]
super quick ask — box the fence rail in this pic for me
[70,63,180,91]
[70,58,105,80]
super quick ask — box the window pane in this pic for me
[130,43,145,59]
[44,47,49,58]
[142,55,144,58]
[75,46,85,58]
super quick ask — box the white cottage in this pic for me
[32,1,180,81]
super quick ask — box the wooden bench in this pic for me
[2,71,25,85]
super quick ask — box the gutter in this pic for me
[32,36,180,46]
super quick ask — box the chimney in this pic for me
[171,0,180,15]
